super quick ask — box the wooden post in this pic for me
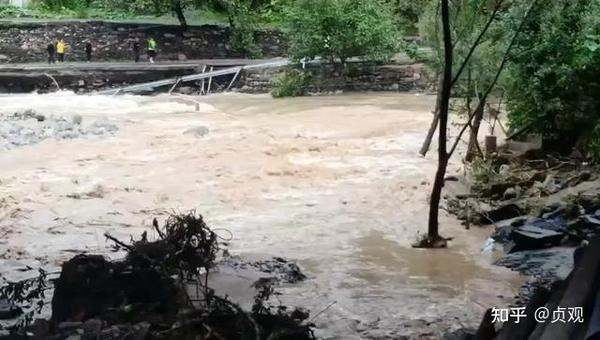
[485,135,497,156]
[226,67,241,91]
[168,78,181,95]
[200,65,207,95]
[207,66,214,94]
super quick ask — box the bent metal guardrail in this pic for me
[96,59,291,95]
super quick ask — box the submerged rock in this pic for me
[183,126,210,138]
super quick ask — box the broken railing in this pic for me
[97,59,291,95]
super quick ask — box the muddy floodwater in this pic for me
[0,92,520,339]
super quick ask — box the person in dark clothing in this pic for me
[132,39,140,62]
[85,41,92,62]
[47,43,55,64]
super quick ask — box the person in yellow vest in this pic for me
[147,37,157,64]
[56,39,66,63]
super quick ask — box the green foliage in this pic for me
[220,0,262,57]
[29,0,87,12]
[506,0,600,152]
[0,5,27,18]
[284,0,401,67]
[390,0,432,34]
[271,69,311,98]
[230,27,261,57]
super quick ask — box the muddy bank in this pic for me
[0,92,521,339]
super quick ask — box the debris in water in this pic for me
[0,212,314,340]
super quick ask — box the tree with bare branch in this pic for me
[416,0,539,247]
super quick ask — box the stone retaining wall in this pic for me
[0,21,287,63]
[239,63,431,94]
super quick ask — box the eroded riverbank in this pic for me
[0,92,520,339]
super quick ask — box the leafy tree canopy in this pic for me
[284,0,402,65]
[505,0,600,153]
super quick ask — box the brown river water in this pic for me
[0,92,520,339]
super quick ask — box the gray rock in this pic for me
[58,321,83,331]
[503,186,519,200]
[82,318,103,335]
[72,114,83,125]
[541,202,567,219]
[183,126,209,137]
[89,117,118,135]
[542,174,561,193]
[132,321,151,340]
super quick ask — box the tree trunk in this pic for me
[426,0,453,244]
[419,76,442,156]
[419,0,504,157]
[172,0,187,31]
[465,96,485,162]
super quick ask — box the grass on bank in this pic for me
[0,5,280,28]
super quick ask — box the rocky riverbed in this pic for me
[0,109,118,150]
[446,151,600,305]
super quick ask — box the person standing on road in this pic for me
[147,37,157,64]
[46,42,55,64]
[132,38,140,62]
[85,41,93,62]
[56,39,66,63]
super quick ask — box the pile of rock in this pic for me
[471,236,600,340]
[446,152,600,304]
[0,110,118,150]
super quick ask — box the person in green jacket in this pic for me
[147,37,157,63]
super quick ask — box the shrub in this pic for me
[506,0,600,152]
[230,24,261,58]
[0,5,27,18]
[271,69,311,98]
[220,0,263,58]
